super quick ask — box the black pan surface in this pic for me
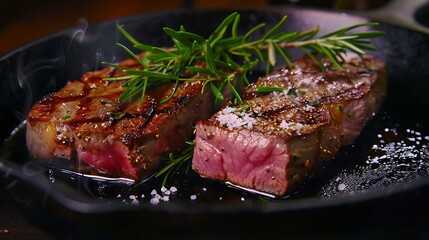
[1,6,429,239]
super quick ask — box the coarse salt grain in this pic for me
[303,105,315,111]
[161,196,170,202]
[150,198,160,205]
[293,68,302,75]
[337,183,347,191]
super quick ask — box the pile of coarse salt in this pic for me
[318,126,429,198]
[279,120,305,135]
[216,106,256,130]
[366,128,429,166]
[117,186,178,205]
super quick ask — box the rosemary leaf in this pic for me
[255,86,287,93]
[231,13,240,38]
[274,42,293,69]
[160,79,180,104]
[209,12,239,46]
[117,24,148,50]
[337,40,365,55]
[204,40,216,74]
[116,43,144,66]
[267,40,276,67]
[122,69,178,80]
[163,27,193,48]
[103,75,134,81]
[209,81,224,102]
[226,75,243,104]
[243,22,266,40]
[262,15,287,40]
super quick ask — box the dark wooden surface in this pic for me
[0,0,388,55]
[0,189,53,239]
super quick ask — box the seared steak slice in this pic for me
[192,55,387,196]
[26,57,216,180]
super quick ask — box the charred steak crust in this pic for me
[192,55,387,196]
[26,57,216,180]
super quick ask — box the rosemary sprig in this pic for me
[155,141,194,186]
[105,12,384,182]
[104,12,383,104]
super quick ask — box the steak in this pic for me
[26,57,220,180]
[192,55,387,196]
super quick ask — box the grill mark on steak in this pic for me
[192,55,387,196]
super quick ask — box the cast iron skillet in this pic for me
[1,6,429,239]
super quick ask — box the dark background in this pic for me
[0,0,391,55]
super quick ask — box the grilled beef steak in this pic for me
[26,57,217,179]
[192,55,387,196]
